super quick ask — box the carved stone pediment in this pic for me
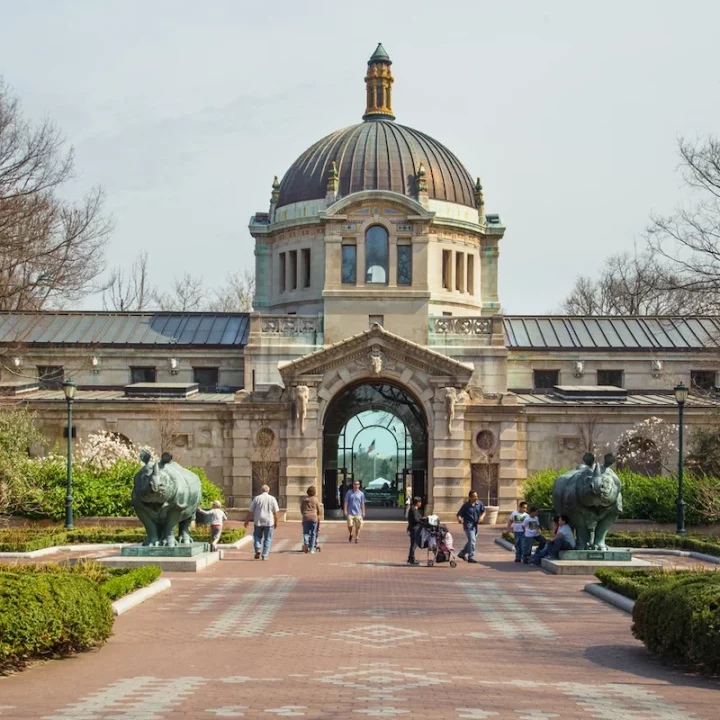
[278,324,473,385]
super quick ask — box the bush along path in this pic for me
[0,561,163,674]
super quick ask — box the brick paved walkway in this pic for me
[0,524,717,719]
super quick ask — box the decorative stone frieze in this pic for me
[261,316,322,335]
[431,317,492,335]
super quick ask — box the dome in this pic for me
[277,120,477,209]
[275,44,477,210]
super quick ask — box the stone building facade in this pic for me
[1,45,719,520]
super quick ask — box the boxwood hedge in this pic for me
[0,572,114,674]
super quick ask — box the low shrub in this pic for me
[0,571,113,673]
[0,525,245,551]
[594,567,703,600]
[632,573,720,673]
[99,566,162,601]
[605,532,720,558]
[521,468,707,524]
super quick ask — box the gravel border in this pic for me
[111,578,172,616]
[584,582,635,614]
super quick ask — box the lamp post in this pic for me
[674,383,689,536]
[62,379,77,529]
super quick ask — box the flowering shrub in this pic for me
[615,417,680,474]
[75,432,154,471]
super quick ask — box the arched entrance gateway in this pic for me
[322,381,428,520]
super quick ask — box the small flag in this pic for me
[368,439,376,454]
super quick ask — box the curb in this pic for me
[584,582,635,614]
[111,578,172,616]
[494,537,514,551]
[0,543,131,559]
[218,534,252,550]
[609,547,720,565]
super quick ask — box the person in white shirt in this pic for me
[506,501,528,563]
[244,485,280,560]
[197,500,228,551]
[521,506,547,564]
[546,515,576,559]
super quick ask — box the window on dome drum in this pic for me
[533,369,559,392]
[131,367,156,384]
[365,226,388,284]
[467,254,475,295]
[279,253,286,292]
[691,370,717,392]
[597,370,624,388]
[193,367,219,393]
[342,245,356,284]
[397,244,412,285]
[455,252,465,292]
[442,250,452,289]
[37,365,64,390]
[302,248,311,288]
[289,250,298,290]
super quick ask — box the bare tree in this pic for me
[0,78,111,310]
[207,269,255,312]
[152,401,181,457]
[103,251,154,311]
[251,425,280,501]
[647,136,720,305]
[153,272,205,311]
[575,416,603,455]
[559,249,714,315]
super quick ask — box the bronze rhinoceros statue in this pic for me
[132,451,203,547]
[552,453,622,550]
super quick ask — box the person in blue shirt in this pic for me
[456,490,486,563]
[343,480,366,543]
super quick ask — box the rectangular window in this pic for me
[130,367,156,384]
[442,250,452,289]
[342,245,356,284]
[369,315,384,328]
[37,365,64,390]
[533,369,559,391]
[455,252,465,292]
[467,254,475,295]
[442,311,452,317]
[289,250,298,290]
[301,248,311,288]
[193,367,219,392]
[279,252,286,293]
[597,370,624,388]
[397,244,412,285]
[691,370,716,391]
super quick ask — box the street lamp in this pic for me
[674,383,689,536]
[62,379,77,529]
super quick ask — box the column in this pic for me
[480,240,500,315]
[254,241,272,310]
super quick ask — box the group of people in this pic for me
[507,501,576,564]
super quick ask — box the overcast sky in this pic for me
[1,0,718,313]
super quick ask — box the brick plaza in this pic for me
[0,524,717,719]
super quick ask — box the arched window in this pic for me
[365,225,388,284]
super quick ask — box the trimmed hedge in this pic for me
[0,572,114,673]
[100,566,162,601]
[0,525,245,552]
[594,567,697,600]
[632,573,720,673]
[522,468,707,525]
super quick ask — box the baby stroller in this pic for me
[416,515,457,568]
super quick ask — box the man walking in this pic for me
[343,480,366,543]
[244,484,279,560]
[457,490,486,563]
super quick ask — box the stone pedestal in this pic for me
[99,542,219,572]
[559,549,632,562]
[542,555,652,576]
[121,542,210,557]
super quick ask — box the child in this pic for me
[198,500,227,551]
[506,501,528,563]
[521,506,546,564]
[300,486,322,553]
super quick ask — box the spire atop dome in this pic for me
[363,43,395,121]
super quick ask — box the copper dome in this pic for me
[276,120,477,209]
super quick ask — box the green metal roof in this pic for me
[369,43,391,64]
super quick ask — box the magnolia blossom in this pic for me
[75,431,155,471]
[615,416,683,471]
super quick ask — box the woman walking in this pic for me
[301,486,322,553]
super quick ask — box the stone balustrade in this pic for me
[429,317,492,335]
[260,315,323,336]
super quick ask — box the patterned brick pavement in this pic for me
[0,523,717,719]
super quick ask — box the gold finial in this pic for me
[327,161,339,194]
[417,162,427,193]
[363,43,395,121]
[271,175,280,205]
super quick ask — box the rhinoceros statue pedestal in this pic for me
[98,452,221,572]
